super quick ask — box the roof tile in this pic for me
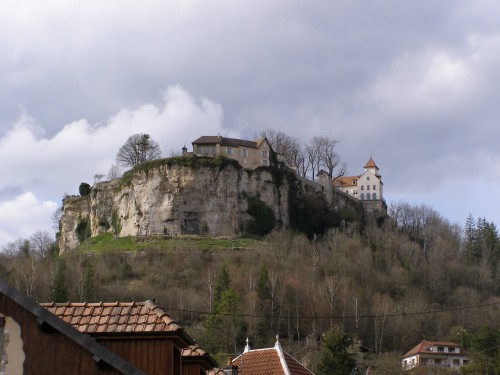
[40,300,182,334]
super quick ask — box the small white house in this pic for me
[332,157,383,201]
[401,341,469,371]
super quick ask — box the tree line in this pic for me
[1,205,499,373]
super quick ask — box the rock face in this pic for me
[59,161,291,252]
[59,157,386,253]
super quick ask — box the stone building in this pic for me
[191,135,273,169]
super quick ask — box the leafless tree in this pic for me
[107,164,122,180]
[318,136,346,178]
[29,231,54,259]
[258,129,306,173]
[116,133,162,168]
[305,138,322,181]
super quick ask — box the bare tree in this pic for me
[318,136,346,178]
[107,164,122,180]
[116,133,162,168]
[305,138,322,181]
[29,231,54,259]
[258,129,306,173]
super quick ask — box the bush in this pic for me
[79,182,91,197]
[246,196,275,236]
[75,218,91,243]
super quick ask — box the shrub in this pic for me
[75,218,91,243]
[79,182,91,197]
[246,196,275,236]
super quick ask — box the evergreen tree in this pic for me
[82,263,95,301]
[50,259,68,302]
[315,326,360,375]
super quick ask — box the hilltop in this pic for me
[59,155,386,252]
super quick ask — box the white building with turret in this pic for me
[332,157,384,201]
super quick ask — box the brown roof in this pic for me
[332,175,359,187]
[232,343,314,375]
[364,157,378,169]
[41,300,182,334]
[192,136,258,148]
[402,341,466,358]
[182,344,209,357]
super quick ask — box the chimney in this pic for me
[222,357,238,375]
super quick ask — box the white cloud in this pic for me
[0,192,57,245]
[0,86,227,247]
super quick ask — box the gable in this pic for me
[0,279,145,374]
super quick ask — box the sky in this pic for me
[1,0,500,246]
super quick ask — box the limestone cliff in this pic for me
[59,156,384,253]
[59,158,291,252]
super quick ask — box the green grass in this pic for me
[76,232,265,253]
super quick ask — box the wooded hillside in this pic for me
[1,203,499,373]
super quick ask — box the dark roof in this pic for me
[192,136,259,149]
[0,278,146,375]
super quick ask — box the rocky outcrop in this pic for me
[59,157,383,253]
[59,159,290,252]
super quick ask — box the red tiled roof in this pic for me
[232,345,314,375]
[402,341,466,358]
[364,157,378,169]
[333,175,359,187]
[41,300,181,334]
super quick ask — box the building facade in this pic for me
[191,135,273,169]
[332,157,384,201]
[401,341,469,372]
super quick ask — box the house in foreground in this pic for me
[191,135,274,169]
[1,278,145,374]
[41,300,220,375]
[231,336,315,375]
[401,340,469,373]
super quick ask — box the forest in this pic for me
[1,201,499,374]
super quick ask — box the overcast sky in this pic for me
[1,0,500,246]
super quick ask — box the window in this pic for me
[367,185,370,190]
[463,360,469,365]
[372,193,376,199]
[373,185,376,190]
[449,347,455,353]
[262,150,268,157]
[353,190,358,195]
[435,359,441,365]
[367,176,370,181]
[360,193,365,200]
[241,148,248,157]
[366,194,371,200]
[226,147,233,155]
[353,180,357,185]
[262,159,268,166]
[437,347,444,352]
[421,358,428,365]
[452,359,460,366]
[361,186,364,190]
